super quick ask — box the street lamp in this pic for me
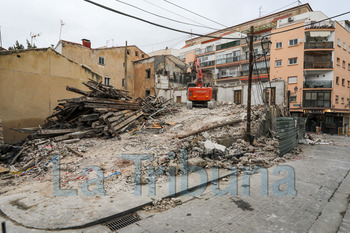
[261,37,272,53]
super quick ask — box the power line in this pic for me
[114,0,220,30]
[140,35,189,47]
[263,1,299,16]
[142,0,214,29]
[163,0,228,28]
[83,0,244,40]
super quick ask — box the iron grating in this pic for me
[103,213,141,231]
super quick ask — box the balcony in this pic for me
[304,41,333,49]
[216,40,241,51]
[304,61,333,69]
[305,21,335,30]
[200,60,215,67]
[240,67,269,76]
[195,47,214,55]
[304,80,333,88]
[216,54,247,65]
[304,51,333,69]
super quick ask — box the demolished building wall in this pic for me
[0,48,102,142]
[56,40,149,96]
[133,55,189,99]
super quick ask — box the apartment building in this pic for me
[55,39,148,96]
[178,3,350,134]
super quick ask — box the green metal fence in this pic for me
[277,117,306,156]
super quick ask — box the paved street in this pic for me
[120,135,350,233]
[1,135,349,233]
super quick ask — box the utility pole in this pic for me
[245,26,254,143]
[124,41,128,90]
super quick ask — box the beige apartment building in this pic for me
[178,3,350,134]
[55,39,149,96]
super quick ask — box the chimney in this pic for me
[82,39,91,48]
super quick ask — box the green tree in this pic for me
[8,39,37,50]
[8,40,25,50]
[26,39,37,49]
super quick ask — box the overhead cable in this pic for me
[163,0,228,28]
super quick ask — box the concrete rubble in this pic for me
[0,103,304,196]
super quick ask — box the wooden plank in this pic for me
[113,111,143,132]
[0,165,9,174]
[177,119,243,139]
[38,128,79,136]
[66,86,89,96]
[80,113,100,122]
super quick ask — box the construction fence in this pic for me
[276,117,306,156]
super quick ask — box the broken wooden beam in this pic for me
[177,119,243,139]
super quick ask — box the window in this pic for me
[288,57,298,65]
[343,60,346,68]
[145,90,151,96]
[341,97,345,104]
[98,57,105,65]
[337,38,341,47]
[135,51,139,56]
[349,46,350,53]
[127,50,130,55]
[337,57,340,66]
[342,78,345,86]
[122,78,126,87]
[303,91,331,108]
[336,77,339,85]
[289,39,298,46]
[275,60,282,67]
[344,42,347,50]
[348,81,350,88]
[348,63,350,71]
[142,54,145,58]
[288,76,297,84]
[276,42,282,49]
[335,95,339,104]
[290,96,297,102]
[146,69,151,78]
[104,76,110,86]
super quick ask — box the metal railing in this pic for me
[305,41,333,49]
[303,80,333,88]
[199,60,215,67]
[240,68,269,76]
[304,60,333,69]
[305,21,335,29]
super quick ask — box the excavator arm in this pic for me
[194,58,205,87]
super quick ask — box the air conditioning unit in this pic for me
[298,38,303,44]
[288,17,294,22]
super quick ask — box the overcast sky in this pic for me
[0,0,349,53]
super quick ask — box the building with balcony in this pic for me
[270,12,350,134]
[178,3,350,134]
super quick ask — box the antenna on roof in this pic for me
[0,26,2,47]
[259,6,263,18]
[59,20,65,41]
[298,0,302,5]
[30,32,41,47]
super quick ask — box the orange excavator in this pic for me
[187,58,213,109]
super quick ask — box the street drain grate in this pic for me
[103,213,141,231]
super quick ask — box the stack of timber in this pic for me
[140,95,176,117]
[31,80,145,141]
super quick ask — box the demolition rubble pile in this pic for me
[0,102,301,192]
[29,79,174,141]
